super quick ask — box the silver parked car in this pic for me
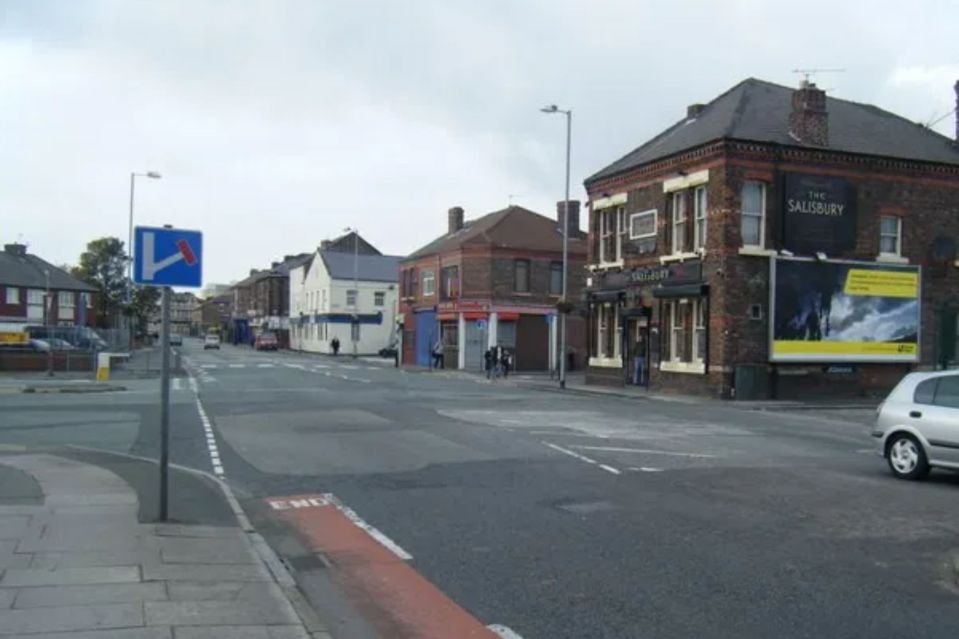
[872,371,959,479]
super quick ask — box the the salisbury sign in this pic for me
[782,173,857,255]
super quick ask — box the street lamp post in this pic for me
[128,171,161,346]
[540,104,572,389]
[44,269,53,377]
[343,227,360,359]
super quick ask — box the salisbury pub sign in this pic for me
[782,173,857,255]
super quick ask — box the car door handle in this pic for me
[909,411,922,418]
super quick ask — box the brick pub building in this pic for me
[583,78,959,398]
[400,204,587,371]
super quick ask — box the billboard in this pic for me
[770,258,920,362]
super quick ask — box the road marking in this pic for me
[527,431,610,439]
[488,625,526,639]
[313,364,329,369]
[257,363,275,368]
[572,445,716,459]
[187,372,225,477]
[340,365,359,370]
[285,363,306,370]
[268,496,329,510]
[200,364,217,369]
[323,493,413,560]
[630,467,665,473]
[172,378,181,391]
[228,364,245,369]
[543,442,622,475]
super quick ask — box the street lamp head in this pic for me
[146,171,162,179]
[540,104,559,113]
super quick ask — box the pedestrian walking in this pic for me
[431,338,444,369]
[331,337,340,356]
[484,347,494,379]
[502,349,512,379]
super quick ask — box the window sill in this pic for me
[660,252,702,264]
[659,361,706,374]
[589,356,622,368]
[876,254,909,264]
[590,260,625,272]
[738,247,776,257]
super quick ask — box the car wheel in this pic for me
[886,433,930,480]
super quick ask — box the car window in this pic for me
[914,379,937,404]
[933,375,959,409]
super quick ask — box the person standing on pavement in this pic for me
[431,338,444,370]
[484,347,494,379]
[633,332,647,386]
[331,337,340,356]
[502,348,512,379]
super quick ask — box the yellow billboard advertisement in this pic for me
[770,259,920,362]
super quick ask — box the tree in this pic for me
[71,237,129,328]
[129,285,161,336]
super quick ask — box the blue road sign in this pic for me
[134,226,203,287]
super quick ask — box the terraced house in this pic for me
[583,78,959,399]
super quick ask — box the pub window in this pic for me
[693,186,708,251]
[667,300,692,363]
[880,216,901,256]
[595,303,619,359]
[421,269,435,296]
[549,262,563,295]
[514,259,530,293]
[598,206,625,264]
[671,192,687,254]
[741,182,766,247]
[5,287,20,304]
[692,299,706,364]
[629,209,657,255]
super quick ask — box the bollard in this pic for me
[96,352,110,381]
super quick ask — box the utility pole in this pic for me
[44,269,53,377]
[158,285,171,520]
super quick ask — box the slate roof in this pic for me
[0,247,95,291]
[587,78,959,185]
[406,205,586,260]
[320,251,400,283]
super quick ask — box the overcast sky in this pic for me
[2,0,957,286]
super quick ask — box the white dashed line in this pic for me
[188,372,225,478]
[257,363,275,368]
[543,442,621,475]
[572,445,715,459]
[340,365,359,370]
[631,467,665,473]
[200,364,217,369]
[488,624,526,639]
[228,364,245,369]
[322,493,413,560]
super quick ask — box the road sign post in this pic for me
[134,225,203,522]
[159,285,171,521]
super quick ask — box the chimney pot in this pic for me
[448,206,464,234]
[557,200,581,235]
[788,81,829,146]
[687,103,706,118]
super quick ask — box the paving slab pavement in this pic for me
[0,453,323,638]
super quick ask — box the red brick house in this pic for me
[400,204,587,371]
[0,243,96,327]
[583,78,959,399]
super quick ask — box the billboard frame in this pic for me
[768,256,921,363]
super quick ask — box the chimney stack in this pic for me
[3,243,27,256]
[954,79,958,142]
[448,206,464,234]
[687,103,706,119]
[557,200,581,235]
[788,80,829,146]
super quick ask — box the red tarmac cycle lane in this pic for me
[266,494,497,639]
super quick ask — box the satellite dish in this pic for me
[930,236,958,262]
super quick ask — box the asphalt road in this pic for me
[173,339,959,639]
[2,340,959,638]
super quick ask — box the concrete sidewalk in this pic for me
[0,453,327,638]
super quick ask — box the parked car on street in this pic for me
[254,332,278,351]
[204,334,221,350]
[872,371,959,480]
[169,334,183,347]
[44,338,77,350]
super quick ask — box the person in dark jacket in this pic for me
[502,348,512,379]
[484,347,494,379]
[331,337,340,356]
